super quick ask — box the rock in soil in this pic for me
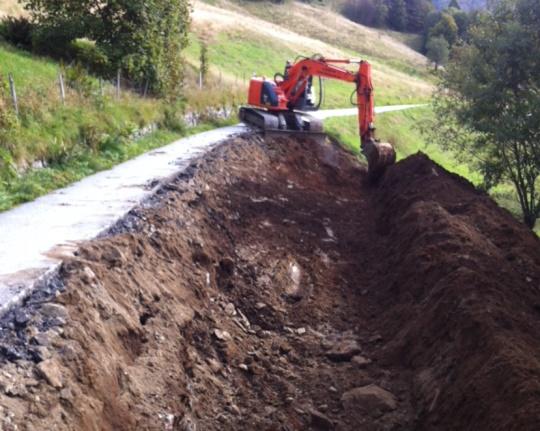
[341,384,397,416]
[36,359,63,389]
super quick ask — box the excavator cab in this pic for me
[239,56,396,180]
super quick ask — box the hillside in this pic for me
[188,0,433,107]
[0,0,434,213]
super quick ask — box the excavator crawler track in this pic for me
[239,107,326,144]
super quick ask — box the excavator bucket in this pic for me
[361,138,396,182]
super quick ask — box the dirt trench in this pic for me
[0,135,539,431]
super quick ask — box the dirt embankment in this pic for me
[0,135,538,431]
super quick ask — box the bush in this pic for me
[160,105,186,133]
[0,17,33,50]
[64,63,95,97]
[69,39,110,77]
[31,24,77,58]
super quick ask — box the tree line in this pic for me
[341,0,434,33]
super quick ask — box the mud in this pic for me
[0,135,538,431]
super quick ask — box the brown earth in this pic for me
[0,135,539,430]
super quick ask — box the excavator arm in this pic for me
[239,56,396,180]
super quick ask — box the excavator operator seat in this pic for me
[248,78,279,107]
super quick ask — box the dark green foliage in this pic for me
[64,62,95,97]
[389,0,408,30]
[425,35,449,68]
[22,0,191,98]
[448,0,460,8]
[406,0,434,32]
[428,0,540,228]
[430,13,458,44]
[451,9,470,36]
[374,1,390,26]
[0,17,33,49]
[69,39,110,76]
[341,0,435,33]
[341,0,378,26]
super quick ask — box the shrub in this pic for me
[0,17,33,50]
[31,24,78,58]
[160,104,186,133]
[69,39,110,77]
[64,63,95,97]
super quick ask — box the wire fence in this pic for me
[0,65,249,124]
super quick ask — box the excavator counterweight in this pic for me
[239,56,396,180]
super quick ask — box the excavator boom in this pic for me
[239,56,396,180]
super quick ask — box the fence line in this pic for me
[8,74,18,117]
[1,68,246,116]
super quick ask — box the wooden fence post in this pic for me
[143,80,149,98]
[8,74,18,117]
[58,71,65,105]
[116,69,121,99]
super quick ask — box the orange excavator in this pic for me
[239,55,396,180]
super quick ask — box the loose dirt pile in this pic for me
[0,135,538,431]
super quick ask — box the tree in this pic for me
[406,0,434,33]
[451,9,470,38]
[427,0,540,228]
[426,35,449,69]
[389,0,408,31]
[374,1,389,27]
[430,13,458,45]
[341,0,378,27]
[449,0,461,9]
[22,0,191,97]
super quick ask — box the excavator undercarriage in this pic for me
[239,107,326,144]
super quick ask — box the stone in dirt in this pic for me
[101,246,126,267]
[36,359,63,389]
[213,329,232,341]
[325,339,361,362]
[351,355,372,368]
[40,303,69,321]
[341,384,397,417]
[310,408,334,430]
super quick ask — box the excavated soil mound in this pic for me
[0,135,538,431]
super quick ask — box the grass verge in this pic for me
[0,118,236,212]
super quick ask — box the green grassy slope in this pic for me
[187,1,434,108]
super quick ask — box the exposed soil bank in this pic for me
[0,135,538,431]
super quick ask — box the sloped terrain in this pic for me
[186,0,433,106]
[0,135,538,430]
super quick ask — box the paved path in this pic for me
[0,104,424,314]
